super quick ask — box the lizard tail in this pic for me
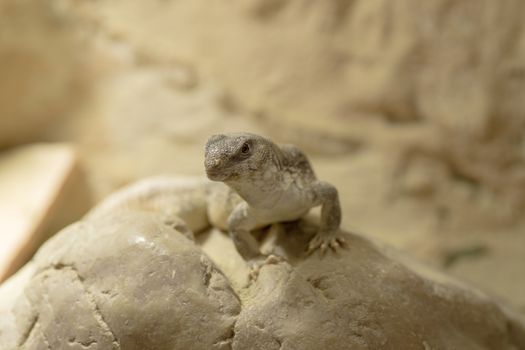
[84,176,211,235]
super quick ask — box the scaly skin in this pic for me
[204,133,345,267]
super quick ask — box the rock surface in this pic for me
[1,212,524,349]
[0,211,240,350]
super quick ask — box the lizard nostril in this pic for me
[205,158,221,171]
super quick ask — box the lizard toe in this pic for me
[248,254,285,281]
[248,264,261,281]
[329,240,340,251]
[264,254,285,265]
[307,231,347,256]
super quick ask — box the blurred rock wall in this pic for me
[1,0,525,232]
[0,0,94,147]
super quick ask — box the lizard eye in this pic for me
[240,142,250,154]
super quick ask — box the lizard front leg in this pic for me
[228,202,262,261]
[307,181,346,254]
[228,202,283,279]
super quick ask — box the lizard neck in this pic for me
[225,145,287,208]
[226,177,279,208]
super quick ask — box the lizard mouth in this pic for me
[206,167,241,182]
[205,168,230,181]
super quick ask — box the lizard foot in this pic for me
[307,231,346,256]
[162,216,194,241]
[248,254,286,281]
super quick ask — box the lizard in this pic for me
[204,132,345,262]
[86,132,345,274]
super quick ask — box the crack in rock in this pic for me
[200,255,240,349]
[18,314,38,347]
[69,336,98,349]
[213,321,237,349]
[34,263,122,350]
[65,265,121,350]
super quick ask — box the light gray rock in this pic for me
[1,213,524,349]
[2,211,240,350]
[234,221,525,349]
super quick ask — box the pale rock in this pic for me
[0,144,91,282]
[0,212,523,349]
[0,211,240,350]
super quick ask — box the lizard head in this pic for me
[204,133,273,182]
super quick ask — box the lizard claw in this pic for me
[307,232,346,256]
[248,254,285,280]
